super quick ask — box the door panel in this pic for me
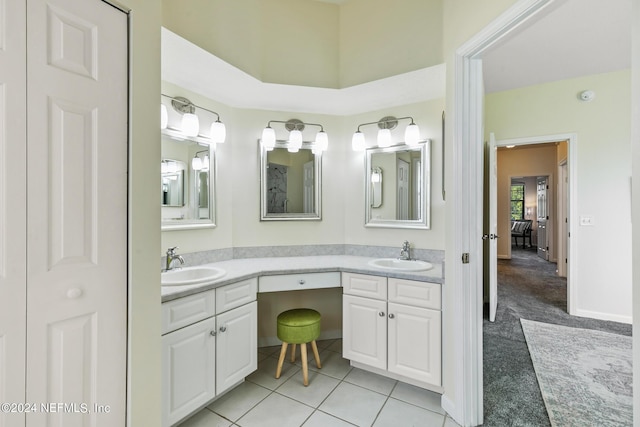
[488,133,498,322]
[26,0,128,425]
[342,295,387,369]
[216,302,257,394]
[537,177,549,260]
[0,1,27,426]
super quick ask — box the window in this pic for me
[510,183,525,220]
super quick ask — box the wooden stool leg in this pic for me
[310,340,322,369]
[301,343,309,386]
[290,343,297,363]
[275,342,288,379]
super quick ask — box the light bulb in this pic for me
[405,123,420,146]
[192,157,203,171]
[315,131,329,151]
[377,128,392,148]
[210,120,226,143]
[161,161,168,174]
[167,161,178,173]
[202,154,209,170]
[160,104,168,129]
[261,126,276,150]
[352,131,365,151]
[181,113,199,137]
[289,129,303,146]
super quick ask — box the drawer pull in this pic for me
[210,330,216,337]
[299,279,306,285]
[219,326,227,333]
[378,311,385,317]
[67,288,83,299]
[388,313,395,319]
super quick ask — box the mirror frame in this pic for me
[364,141,431,229]
[161,131,217,231]
[260,140,322,221]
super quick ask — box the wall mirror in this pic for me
[260,141,322,221]
[365,141,430,229]
[161,132,216,230]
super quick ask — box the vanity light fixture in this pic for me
[161,94,226,144]
[191,150,209,171]
[260,119,329,153]
[352,116,421,151]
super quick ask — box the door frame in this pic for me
[449,0,556,424]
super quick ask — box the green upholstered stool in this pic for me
[275,308,322,386]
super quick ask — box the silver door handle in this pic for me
[219,326,227,333]
[210,330,216,337]
[388,314,395,319]
[299,279,306,285]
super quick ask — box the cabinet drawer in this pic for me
[162,289,216,335]
[216,278,257,313]
[388,278,441,310]
[342,272,387,300]
[259,272,340,293]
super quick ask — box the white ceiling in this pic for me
[482,0,631,93]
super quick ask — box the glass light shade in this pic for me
[210,120,226,143]
[371,171,381,183]
[288,129,303,146]
[315,131,329,151]
[160,104,168,129]
[161,161,168,174]
[202,154,210,170]
[181,113,200,137]
[287,146,300,153]
[191,157,203,171]
[405,123,420,146]
[167,161,178,173]
[377,128,392,148]
[352,131,366,151]
[312,147,322,155]
[261,126,276,150]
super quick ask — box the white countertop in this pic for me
[161,255,444,302]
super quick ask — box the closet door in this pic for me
[0,1,27,426]
[26,0,128,425]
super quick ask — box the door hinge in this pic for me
[462,253,470,264]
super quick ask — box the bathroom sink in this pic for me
[161,266,226,286]
[368,258,433,272]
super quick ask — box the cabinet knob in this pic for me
[66,288,83,299]
[210,330,216,337]
[219,326,227,333]
[378,311,385,317]
[388,313,395,319]
[299,279,306,285]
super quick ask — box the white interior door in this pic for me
[488,133,498,322]
[0,2,27,426]
[397,159,409,220]
[26,0,128,424]
[303,161,314,213]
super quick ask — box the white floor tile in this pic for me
[246,356,300,390]
[390,382,445,415]
[315,339,337,351]
[207,381,270,422]
[236,393,314,427]
[277,372,340,407]
[302,410,355,427]
[325,339,343,353]
[176,408,232,427]
[343,368,397,396]
[373,398,445,427]
[443,415,462,427]
[319,382,387,426]
[304,349,352,380]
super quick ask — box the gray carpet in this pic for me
[482,247,632,426]
[521,319,632,427]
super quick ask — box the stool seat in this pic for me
[275,308,322,386]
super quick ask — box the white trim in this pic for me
[574,309,633,325]
[451,0,555,425]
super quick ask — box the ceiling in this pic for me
[482,0,631,93]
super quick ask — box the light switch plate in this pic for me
[579,215,594,226]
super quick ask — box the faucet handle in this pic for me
[167,246,179,256]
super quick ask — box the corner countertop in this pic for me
[161,255,444,303]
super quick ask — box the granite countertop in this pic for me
[161,255,444,302]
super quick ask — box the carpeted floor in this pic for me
[482,247,632,426]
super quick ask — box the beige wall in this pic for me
[486,70,632,323]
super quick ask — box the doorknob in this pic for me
[491,234,500,239]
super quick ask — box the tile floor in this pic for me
[177,339,461,427]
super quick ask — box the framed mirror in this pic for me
[260,141,322,221]
[161,132,216,230]
[365,141,430,229]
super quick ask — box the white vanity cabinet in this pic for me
[342,272,442,390]
[162,278,258,427]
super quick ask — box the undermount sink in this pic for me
[368,258,433,272]
[161,266,226,286]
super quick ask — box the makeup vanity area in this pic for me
[159,113,442,427]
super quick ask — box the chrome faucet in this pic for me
[165,246,185,271]
[399,240,411,260]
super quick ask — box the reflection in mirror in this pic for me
[365,141,430,229]
[161,132,216,230]
[260,141,322,220]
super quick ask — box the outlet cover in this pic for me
[579,215,594,226]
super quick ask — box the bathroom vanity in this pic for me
[161,255,443,427]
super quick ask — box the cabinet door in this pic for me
[342,294,387,370]
[216,301,257,395]
[162,317,217,427]
[387,302,441,386]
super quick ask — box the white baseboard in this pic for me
[497,254,510,260]
[573,308,632,324]
[441,394,461,425]
[257,329,342,348]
